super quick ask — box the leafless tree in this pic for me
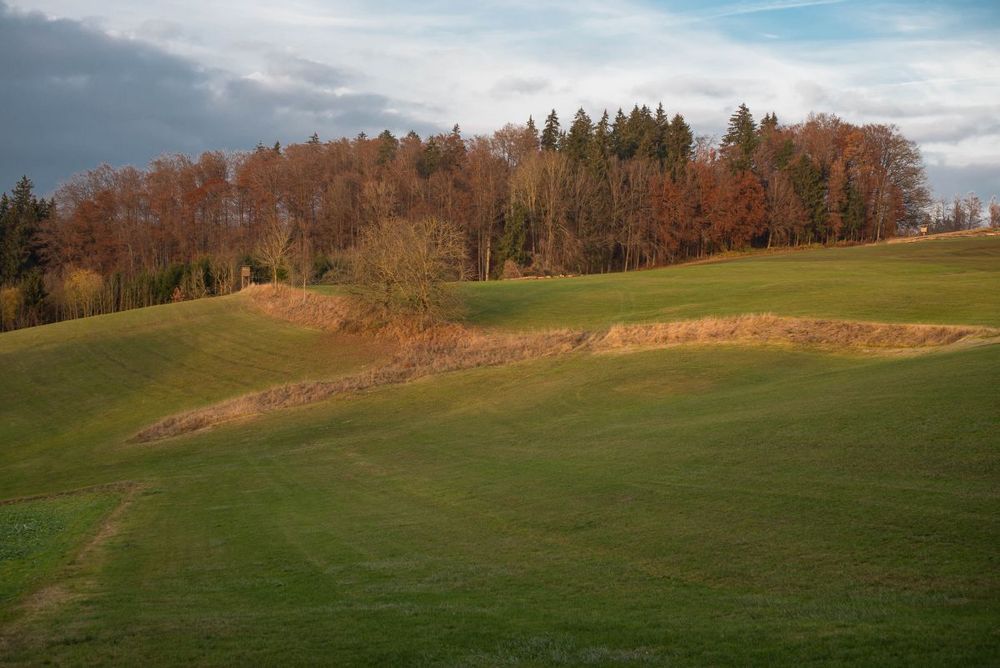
[352,216,466,324]
[254,215,294,286]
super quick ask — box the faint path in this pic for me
[0,482,142,655]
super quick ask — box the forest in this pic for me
[1,102,996,331]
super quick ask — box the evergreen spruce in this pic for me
[541,110,561,151]
[721,103,758,171]
[589,110,612,173]
[654,103,669,163]
[564,108,594,163]
[376,130,399,165]
[666,114,694,179]
[610,108,629,160]
[526,115,540,150]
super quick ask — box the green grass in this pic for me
[0,294,383,495]
[0,492,119,622]
[459,238,1000,329]
[1,238,998,665]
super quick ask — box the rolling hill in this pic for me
[1,237,998,665]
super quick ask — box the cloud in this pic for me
[3,0,999,200]
[925,164,1000,201]
[689,0,847,21]
[264,53,352,89]
[490,75,550,96]
[0,2,433,194]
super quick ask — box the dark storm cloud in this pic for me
[265,53,352,89]
[0,2,434,194]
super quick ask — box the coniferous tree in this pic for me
[376,130,399,165]
[497,202,530,271]
[541,110,561,151]
[634,105,659,161]
[789,155,828,241]
[564,108,593,163]
[666,114,693,180]
[654,103,669,163]
[442,124,466,170]
[417,137,443,178]
[526,115,540,151]
[610,108,629,160]
[721,103,758,172]
[759,112,779,136]
[589,110,612,173]
[0,177,47,286]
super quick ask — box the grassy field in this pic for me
[460,238,1000,329]
[0,491,121,623]
[1,238,998,665]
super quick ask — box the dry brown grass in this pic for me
[888,228,1000,244]
[242,284,355,332]
[133,293,998,444]
[593,314,986,351]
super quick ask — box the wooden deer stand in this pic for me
[240,266,252,290]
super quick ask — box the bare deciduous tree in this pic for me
[255,215,294,286]
[352,217,466,324]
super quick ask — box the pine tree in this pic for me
[666,114,693,180]
[541,110,561,151]
[0,194,9,283]
[564,108,593,163]
[526,115,540,151]
[417,137,443,178]
[759,112,778,136]
[307,132,321,145]
[721,103,758,172]
[610,108,629,159]
[789,155,828,241]
[498,202,530,270]
[376,130,398,165]
[0,177,47,286]
[588,110,612,173]
[442,124,467,170]
[654,103,669,163]
[633,105,659,161]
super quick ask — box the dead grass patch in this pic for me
[593,314,986,351]
[132,299,997,444]
[242,284,355,332]
[888,228,1000,244]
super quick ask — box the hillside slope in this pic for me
[1,238,998,665]
[458,237,1000,329]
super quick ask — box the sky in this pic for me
[2,0,999,201]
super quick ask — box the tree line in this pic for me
[3,102,993,331]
